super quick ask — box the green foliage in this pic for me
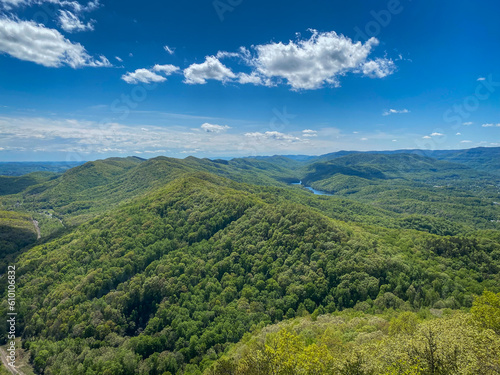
[0,210,37,273]
[2,173,497,374]
[209,306,500,375]
[389,312,419,336]
[0,152,498,374]
[0,172,58,196]
[0,363,10,375]
[471,290,500,334]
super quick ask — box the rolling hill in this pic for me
[0,148,498,374]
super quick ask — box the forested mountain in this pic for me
[0,172,59,196]
[292,146,500,176]
[0,147,498,374]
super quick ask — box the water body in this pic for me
[291,181,333,196]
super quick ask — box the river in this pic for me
[291,181,333,196]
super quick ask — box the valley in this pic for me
[0,147,498,374]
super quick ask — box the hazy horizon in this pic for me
[0,145,499,163]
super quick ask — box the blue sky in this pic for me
[0,0,499,161]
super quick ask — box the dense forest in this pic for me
[0,147,499,374]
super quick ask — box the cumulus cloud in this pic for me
[180,29,394,89]
[422,136,432,139]
[248,30,394,90]
[115,56,123,62]
[463,122,473,125]
[0,17,110,67]
[200,123,230,133]
[383,108,409,116]
[430,132,444,136]
[135,29,396,90]
[121,68,166,84]
[122,64,179,84]
[482,123,500,127]
[58,10,94,33]
[184,56,237,84]
[361,58,395,78]
[477,77,486,81]
[164,45,174,54]
[238,72,263,85]
[153,64,180,75]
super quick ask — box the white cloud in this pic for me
[248,30,395,90]
[58,10,94,33]
[244,131,300,142]
[200,123,230,133]
[0,17,110,68]
[216,50,241,59]
[361,137,368,141]
[302,129,317,137]
[460,140,472,143]
[238,72,263,85]
[121,68,167,84]
[482,123,500,127]
[115,56,122,62]
[184,56,237,84]
[0,0,100,11]
[430,132,444,136]
[131,29,396,90]
[153,64,180,75]
[0,0,54,9]
[164,45,174,54]
[456,132,461,135]
[361,58,396,78]
[1,116,456,157]
[422,136,432,139]
[383,109,409,116]
[463,122,473,125]
[477,77,486,81]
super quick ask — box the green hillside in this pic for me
[0,151,498,374]
[0,210,37,273]
[431,147,500,176]
[208,292,500,375]
[0,172,497,374]
[294,153,500,229]
[0,172,59,196]
[0,155,294,226]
